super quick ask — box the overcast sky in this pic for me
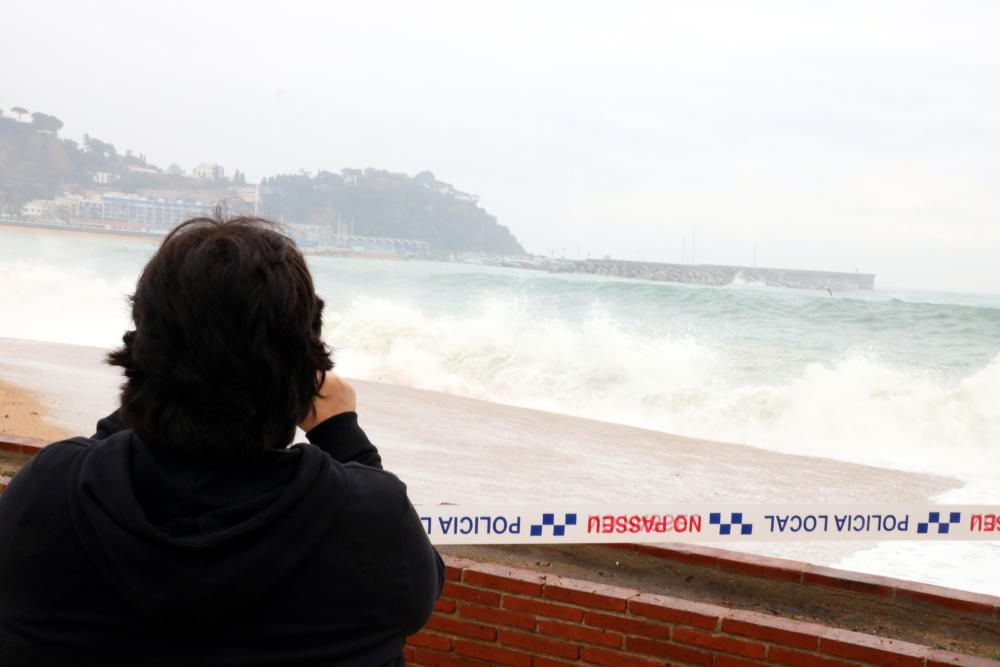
[4,1,1000,291]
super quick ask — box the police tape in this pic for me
[413,505,1000,545]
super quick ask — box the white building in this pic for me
[93,171,119,185]
[193,162,225,180]
[21,199,57,218]
[48,192,212,231]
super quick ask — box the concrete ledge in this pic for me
[0,434,47,491]
[608,543,1000,620]
[0,433,48,456]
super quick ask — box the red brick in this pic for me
[819,634,927,666]
[440,558,479,583]
[583,610,670,640]
[0,435,47,453]
[628,593,719,630]
[503,595,584,622]
[894,581,998,616]
[635,543,720,568]
[404,645,415,661]
[424,614,497,642]
[721,612,822,650]
[537,620,622,648]
[408,631,453,651]
[670,626,717,649]
[625,636,712,665]
[802,565,895,598]
[580,647,663,667]
[533,658,580,667]
[443,582,501,606]
[460,603,536,631]
[715,656,768,667]
[0,441,22,455]
[672,626,766,659]
[717,553,803,582]
[455,640,532,667]
[434,598,457,613]
[499,630,580,660]
[464,564,546,596]
[410,647,480,667]
[543,577,637,612]
[769,646,860,667]
[712,635,769,658]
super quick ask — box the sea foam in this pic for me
[2,235,998,490]
[325,296,1000,486]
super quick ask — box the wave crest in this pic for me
[327,297,1000,480]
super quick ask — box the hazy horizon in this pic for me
[4,1,1000,292]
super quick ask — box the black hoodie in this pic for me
[0,411,443,666]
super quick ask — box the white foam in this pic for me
[2,256,997,486]
[0,259,132,348]
[326,296,1000,484]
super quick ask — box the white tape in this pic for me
[414,505,1000,545]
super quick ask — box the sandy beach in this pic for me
[0,378,74,442]
[0,222,161,245]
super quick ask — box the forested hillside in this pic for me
[0,113,130,204]
[260,170,524,255]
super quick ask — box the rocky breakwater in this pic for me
[550,259,875,291]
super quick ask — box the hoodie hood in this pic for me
[66,430,348,628]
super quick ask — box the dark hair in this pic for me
[108,214,332,463]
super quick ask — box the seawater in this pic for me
[2,228,999,594]
[1,228,998,487]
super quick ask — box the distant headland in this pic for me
[0,106,524,256]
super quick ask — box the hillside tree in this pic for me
[31,112,63,134]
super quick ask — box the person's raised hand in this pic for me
[299,372,357,432]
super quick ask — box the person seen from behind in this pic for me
[0,214,443,665]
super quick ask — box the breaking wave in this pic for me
[1,234,997,488]
[326,296,1000,483]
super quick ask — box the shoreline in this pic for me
[0,222,161,245]
[0,376,74,442]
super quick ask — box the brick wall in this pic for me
[408,556,996,667]
[0,434,46,490]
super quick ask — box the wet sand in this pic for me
[0,336,962,570]
[0,377,74,441]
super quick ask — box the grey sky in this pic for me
[4,1,1000,291]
